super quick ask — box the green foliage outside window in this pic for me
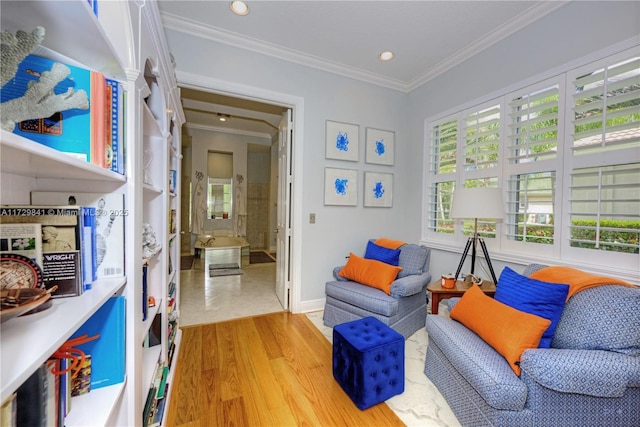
[570,220,640,254]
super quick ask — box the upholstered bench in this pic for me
[332,316,405,410]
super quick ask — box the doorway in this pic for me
[178,80,301,315]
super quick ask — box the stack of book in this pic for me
[1,52,126,175]
[0,191,125,298]
[1,295,125,427]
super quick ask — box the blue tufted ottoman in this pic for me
[332,316,405,410]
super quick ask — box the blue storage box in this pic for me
[332,316,404,410]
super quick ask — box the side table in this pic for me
[427,279,496,314]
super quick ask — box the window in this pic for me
[568,164,639,254]
[564,50,640,266]
[503,77,563,255]
[505,172,556,244]
[427,119,458,236]
[424,46,640,273]
[464,104,500,171]
[207,178,232,220]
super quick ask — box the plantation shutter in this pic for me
[572,57,640,155]
[568,163,640,253]
[428,181,455,234]
[464,105,500,170]
[430,119,457,175]
[505,172,555,244]
[428,119,458,234]
[568,51,640,255]
[508,85,560,163]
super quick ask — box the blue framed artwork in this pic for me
[365,128,395,166]
[364,172,393,207]
[325,120,359,162]
[324,167,358,206]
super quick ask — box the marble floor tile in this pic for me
[179,254,284,326]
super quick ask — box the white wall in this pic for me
[167,0,639,305]
[189,128,270,234]
[168,29,411,303]
[409,1,640,282]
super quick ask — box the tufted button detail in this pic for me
[332,317,405,410]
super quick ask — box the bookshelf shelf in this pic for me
[0,1,125,80]
[0,132,126,182]
[65,379,127,427]
[0,277,126,403]
[144,183,164,195]
[0,1,183,424]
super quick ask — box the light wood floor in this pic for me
[165,311,404,427]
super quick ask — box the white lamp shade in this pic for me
[450,187,504,220]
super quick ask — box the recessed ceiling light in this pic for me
[230,1,249,16]
[379,51,394,61]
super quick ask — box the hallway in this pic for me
[179,250,284,326]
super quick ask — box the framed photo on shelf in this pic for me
[325,120,359,162]
[364,172,393,207]
[365,128,395,166]
[324,167,358,206]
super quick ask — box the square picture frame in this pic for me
[325,120,359,162]
[324,167,358,206]
[365,127,395,166]
[364,172,393,207]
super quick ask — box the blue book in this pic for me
[71,296,125,389]
[81,207,97,290]
[1,55,93,163]
[105,78,125,174]
[142,265,148,321]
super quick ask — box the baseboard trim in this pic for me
[298,298,325,314]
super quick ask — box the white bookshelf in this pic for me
[0,1,184,425]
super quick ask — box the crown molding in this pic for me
[162,1,569,93]
[185,122,273,140]
[407,1,571,91]
[161,11,408,92]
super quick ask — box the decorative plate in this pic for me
[0,253,44,290]
[1,288,51,323]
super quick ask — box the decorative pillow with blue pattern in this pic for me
[495,267,569,348]
[364,240,401,266]
[397,244,429,278]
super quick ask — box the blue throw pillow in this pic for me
[495,266,569,348]
[364,241,401,266]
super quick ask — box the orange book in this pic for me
[90,72,106,168]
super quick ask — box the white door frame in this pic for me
[176,71,305,313]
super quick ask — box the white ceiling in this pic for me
[158,1,569,138]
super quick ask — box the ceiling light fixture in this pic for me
[217,113,231,122]
[379,51,394,61]
[230,1,249,16]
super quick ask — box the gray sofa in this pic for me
[323,243,431,339]
[424,264,640,426]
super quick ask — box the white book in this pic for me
[0,223,43,266]
[30,192,126,279]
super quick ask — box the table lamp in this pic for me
[450,187,504,285]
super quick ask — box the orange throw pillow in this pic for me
[450,285,551,376]
[339,253,403,295]
[374,238,406,250]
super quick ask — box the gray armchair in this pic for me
[424,263,640,426]
[323,243,431,339]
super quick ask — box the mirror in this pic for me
[207,178,232,220]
